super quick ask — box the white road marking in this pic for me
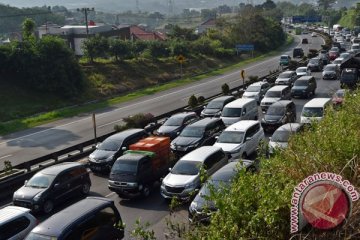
[105,192,116,198]
[0,154,12,160]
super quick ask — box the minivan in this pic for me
[88,128,148,172]
[300,98,331,124]
[155,112,198,139]
[161,146,228,201]
[25,197,124,240]
[0,206,37,240]
[214,120,265,159]
[291,76,317,99]
[275,71,297,86]
[171,118,225,155]
[261,100,296,133]
[201,96,236,117]
[221,98,258,126]
[242,81,271,103]
[260,85,291,112]
[13,162,91,214]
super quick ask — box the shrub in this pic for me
[221,83,230,95]
[188,95,198,108]
[122,113,155,128]
[197,96,205,105]
[288,60,299,70]
[248,75,259,83]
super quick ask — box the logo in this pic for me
[290,172,359,233]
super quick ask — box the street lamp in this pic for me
[77,7,95,36]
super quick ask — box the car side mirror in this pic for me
[168,168,172,172]
[24,180,28,185]
[96,143,101,148]
[54,183,60,189]
[215,136,219,139]
[246,137,252,141]
[203,106,206,109]
[121,147,127,151]
[177,132,180,135]
[242,111,246,116]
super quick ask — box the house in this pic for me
[195,18,216,34]
[130,25,166,41]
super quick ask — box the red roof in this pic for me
[130,25,166,41]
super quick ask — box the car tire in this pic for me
[43,200,54,214]
[142,185,151,198]
[242,153,248,159]
[81,182,91,195]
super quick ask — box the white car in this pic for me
[339,52,351,61]
[311,32,317,37]
[242,81,271,103]
[275,71,297,86]
[332,57,344,67]
[214,120,265,159]
[351,43,360,54]
[300,98,331,124]
[268,123,303,154]
[296,66,311,77]
[0,206,37,240]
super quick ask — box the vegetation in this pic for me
[339,3,360,29]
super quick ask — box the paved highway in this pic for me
[0,34,325,167]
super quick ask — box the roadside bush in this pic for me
[221,83,230,95]
[188,95,198,108]
[288,60,299,70]
[213,48,235,58]
[123,113,155,128]
[197,96,205,105]
[248,75,259,83]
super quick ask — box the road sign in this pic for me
[236,44,254,51]
[177,55,185,64]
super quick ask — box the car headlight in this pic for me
[33,193,42,202]
[214,111,221,117]
[185,182,197,190]
[229,145,243,154]
[127,182,138,187]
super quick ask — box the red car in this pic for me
[329,51,339,61]
[332,89,345,106]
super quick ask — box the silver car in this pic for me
[242,81,271,103]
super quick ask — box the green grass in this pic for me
[0,35,294,136]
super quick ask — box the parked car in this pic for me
[340,68,359,89]
[307,57,323,72]
[220,98,258,126]
[332,57,345,67]
[291,76,317,99]
[261,100,296,133]
[155,112,198,139]
[300,98,331,124]
[332,89,346,106]
[13,162,91,214]
[275,71,297,86]
[322,64,339,80]
[301,38,309,44]
[242,81,271,103]
[319,50,330,65]
[25,197,124,240]
[161,146,228,201]
[88,129,148,172]
[329,50,340,61]
[200,96,236,118]
[0,206,37,240]
[260,85,291,112]
[279,55,291,66]
[293,47,304,58]
[188,160,255,223]
[171,118,225,155]
[268,123,303,154]
[296,67,311,77]
[214,120,265,159]
[339,52,351,61]
[351,43,360,54]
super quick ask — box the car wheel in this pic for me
[242,153,248,159]
[81,182,91,195]
[43,200,54,214]
[142,185,151,198]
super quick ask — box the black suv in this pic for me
[291,76,317,98]
[293,47,304,58]
[88,128,148,172]
[261,100,297,133]
[13,162,91,214]
[171,118,225,156]
[340,68,359,89]
[200,96,236,117]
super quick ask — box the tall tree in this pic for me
[22,18,36,41]
[318,0,336,10]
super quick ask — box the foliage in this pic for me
[147,41,170,59]
[109,39,132,61]
[82,35,110,62]
[197,96,205,105]
[22,18,36,42]
[131,218,156,240]
[188,95,198,108]
[221,83,230,95]
[169,40,189,57]
[3,160,13,172]
[248,75,259,83]
[122,113,155,128]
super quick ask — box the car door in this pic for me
[52,171,74,203]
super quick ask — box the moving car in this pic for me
[25,197,124,240]
[307,57,323,72]
[332,89,346,106]
[279,55,291,66]
[332,57,345,67]
[171,118,225,155]
[214,120,265,159]
[155,112,198,139]
[339,52,351,61]
[161,146,228,201]
[88,129,148,172]
[13,162,91,214]
[201,96,236,118]
[291,76,317,99]
[261,100,296,133]
[300,98,331,124]
[322,64,339,80]
[274,71,297,86]
[260,85,291,112]
[242,81,271,103]
[293,47,304,58]
[296,67,311,77]
[319,50,330,65]
[268,123,303,154]
[0,206,37,240]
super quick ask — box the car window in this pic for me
[0,216,31,240]
[56,171,73,184]
[68,167,86,178]
[204,152,222,170]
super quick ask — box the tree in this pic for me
[82,35,109,63]
[147,41,169,59]
[109,39,132,61]
[318,0,336,11]
[132,41,148,59]
[261,0,276,10]
[22,18,36,42]
[168,25,198,41]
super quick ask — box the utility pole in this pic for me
[77,7,95,37]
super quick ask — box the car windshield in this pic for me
[309,59,318,64]
[294,80,308,86]
[171,160,201,175]
[217,131,244,144]
[25,233,54,240]
[98,140,121,151]
[324,65,336,71]
[329,51,337,55]
[112,160,138,173]
[207,100,223,109]
[280,56,288,60]
[222,107,242,117]
[352,45,360,50]
[333,60,342,64]
[271,130,291,142]
[26,173,55,188]
[267,106,285,115]
[246,85,261,92]
[164,116,183,126]
[265,91,281,98]
[302,107,323,117]
[279,72,291,78]
[296,68,306,73]
[335,91,345,98]
[180,126,204,138]
[330,48,339,52]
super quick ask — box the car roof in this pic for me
[280,55,289,57]
[279,70,295,75]
[223,98,255,108]
[248,81,268,87]
[31,197,114,237]
[189,117,220,127]
[303,98,331,108]
[274,123,302,132]
[40,162,83,175]
[0,206,32,224]
[325,64,337,68]
[107,128,145,141]
[170,112,196,119]
[269,100,293,108]
[209,96,235,102]
[297,76,313,81]
[296,67,307,70]
[181,146,223,162]
[268,85,288,91]
[224,120,258,132]
[209,161,240,182]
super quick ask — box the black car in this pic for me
[171,118,225,156]
[25,197,124,240]
[154,112,198,140]
[307,57,323,72]
[201,96,236,117]
[13,162,91,214]
[188,160,255,223]
[293,47,304,58]
[88,128,148,172]
[291,76,317,99]
[340,68,359,89]
[261,100,296,133]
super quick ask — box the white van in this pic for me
[214,120,265,159]
[301,98,331,124]
[221,98,258,126]
[260,85,291,112]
